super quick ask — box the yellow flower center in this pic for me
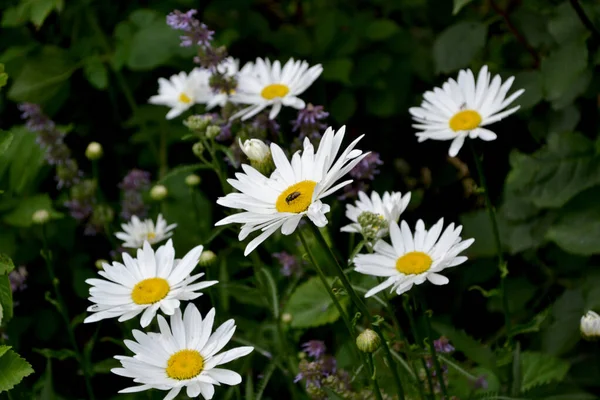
[146,232,157,241]
[261,84,290,100]
[166,350,204,380]
[179,93,192,104]
[449,110,482,132]
[275,180,317,213]
[131,278,170,305]
[395,251,433,275]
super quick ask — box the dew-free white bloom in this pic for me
[409,65,524,157]
[580,310,600,340]
[115,214,177,249]
[216,126,367,256]
[84,240,217,327]
[341,191,411,238]
[239,138,270,162]
[112,303,253,400]
[230,58,323,120]
[354,219,474,297]
[149,69,211,119]
[203,57,250,110]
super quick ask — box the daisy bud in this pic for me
[184,114,213,132]
[198,250,217,267]
[281,313,292,323]
[239,138,275,176]
[185,174,201,187]
[85,142,103,160]
[356,329,380,353]
[150,185,168,201]
[192,141,205,158]
[95,259,108,270]
[580,311,600,341]
[205,125,221,139]
[32,209,50,225]
[357,211,389,242]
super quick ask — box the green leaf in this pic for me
[3,194,63,228]
[128,9,158,27]
[547,187,600,255]
[285,276,349,328]
[0,348,34,392]
[83,56,108,90]
[0,275,13,324]
[505,132,600,208]
[28,0,63,29]
[0,254,15,275]
[512,71,543,110]
[33,348,77,361]
[7,46,75,105]
[541,39,588,103]
[364,19,399,41]
[453,0,476,15]
[547,2,588,44]
[330,90,356,123]
[460,210,496,257]
[520,351,570,391]
[431,321,496,372]
[0,64,7,89]
[542,288,584,356]
[91,358,119,375]
[433,21,487,74]
[0,130,14,156]
[257,268,279,319]
[127,21,179,70]
[0,127,46,196]
[321,58,353,84]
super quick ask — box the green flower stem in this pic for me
[41,227,95,400]
[469,143,512,340]
[419,297,449,399]
[200,136,230,195]
[307,223,405,400]
[367,353,385,400]
[403,296,435,399]
[569,0,600,40]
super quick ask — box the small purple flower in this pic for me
[292,104,328,140]
[302,340,326,360]
[273,252,303,277]
[252,113,281,140]
[474,374,488,390]
[166,9,197,31]
[119,169,151,191]
[167,9,214,48]
[64,199,94,221]
[119,169,151,220]
[9,266,28,293]
[349,152,383,181]
[434,337,455,354]
[216,121,232,142]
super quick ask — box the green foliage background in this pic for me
[1,0,600,398]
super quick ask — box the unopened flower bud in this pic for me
[95,259,108,270]
[281,313,292,323]
[192,142,205,158]
[150,185,168,201]
[356,329,381,353]
[32,209,50,224]
[184,114,212,132]
[581,310,600,341]
[205,125,221,139]
[357,211,389,242]
[85,142,103,160]
[185,174,201,187]
[198,250,217,267]
[239,138,275,176]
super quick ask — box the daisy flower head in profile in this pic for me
[203,57,251,110]
[341,191,412,242]
[409,65,524,157]
[215,126,367,256]
[112,303,253,400]
[149,68,211,119]
[230,57,323,121]
[115,214,177,249]
[84,240,218,327]
[354,219,474,298]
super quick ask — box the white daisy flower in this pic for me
[112,303,253,400]
[409,65,524,157]
[149,69,211,119]
[341,191,412,239]
[203,57,250,110]
[115,214,177,249]
[354,219,474,298]
[581,310,600,340]
[215,126,367,256]
[84,240,218,327]
[230,57,323,121]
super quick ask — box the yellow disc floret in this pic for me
[261,84,290,100]
[131,278,170,305]
[166,349,204,380]
[395,251,433,275]
[275,180,317,213]
[449,110,482,132]
[179,93,192,104]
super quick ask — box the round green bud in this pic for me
[32,209,50,224]
[150,185,168,201]
[185,174,201,187]
[95,259,108,270]
[198,250,217,267]
[192,142,205,158]
[356,329,381,353]
[184,115,212,132]
[281,313,292,323]
[85,142,103,160]
[205,125,221,139]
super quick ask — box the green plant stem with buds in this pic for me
[367,353,384,400]
[469,143,512,342]
[40,226,95,400]
[307,223,406,400]
[200,136,231,195]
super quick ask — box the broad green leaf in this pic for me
[513,71,543,110]
[269,25,312,56]
[541,39,588,103]
[542,288,584,356]
[91,358,119,375]
[0,64,7,89]
[0,346,8,358]
[431,321,497,372]
[433,21,487,74]
[285,276,349,328]
[127,21,179,70]
[3,194,63,228]
[460,210,495,257]
[547,187,600,255]
[28,0,63,29]
[321,58,353,84]
[330,90,356,123]
[505,132,600,208]
[0,348,34,392]
[128,8,158,27]
[0,130,14,156]
[0,254,15,275]
[7,46,75,105]
[313,11,337,53]
[547,2,588,44]
[453,0,476,15]
[0,275,13,324]
[83,56,108,90]
[364,19,399,41]
[33,348,76,361]
[549,68,592,110]
[0,304,2,326]
[0,127,46,196]
[520,351,569,391]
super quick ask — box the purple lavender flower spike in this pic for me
[301,340,327,360]
[292,104,329,140]
[434,336,455,354]
[273,252,303,277]
[9,266,28,293]
[166,9,197,30]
